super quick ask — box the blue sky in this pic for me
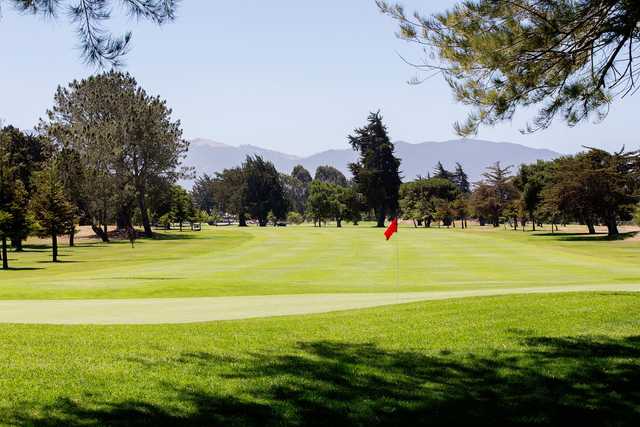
[1,0,639,156]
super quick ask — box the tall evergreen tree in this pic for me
[433,162,453,181]
[349,112,401,227]
[30,164,75,263]
[452,162,470,194]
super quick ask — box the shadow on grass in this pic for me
[0,266,44,271]
[8,334,640,426]
[533,231,638,241]
[151,232,201,241]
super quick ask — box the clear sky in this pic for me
[1,0,639,156]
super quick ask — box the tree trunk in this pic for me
[479,217,486,226]
[1,237,8,270]
[586,220,596,235]
[531,213,536,231]
[376,209,385,228]
[606,216,619,237]
[137,192,153,237]
[239,212,247,227]
[52,233,58,262]
[92,224,109,242]
[336,218,342,228]
[69,228,75,247]
[116,208,132,230]
[11,237,23,252]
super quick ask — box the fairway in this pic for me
[2,225,640,302]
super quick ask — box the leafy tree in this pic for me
[286,211,304,225]
[400,177,459,227]
[213,167,247,226]
[349,112,401,227]
[280,173,308,215]
[243,156,288,227]
[56,148,86,246]
[542,148,638,236]
[170,185,194,232]
[306,180,335,227]
[5,0,179,66]
[451,196,469,228]
[0,134,30,269]
[339,186,365,226]
[30,164,75,263]
[1,126,51,195]
[191,174,216,215]
[1,126,51,250]
[45,71,188,238]
[379,0,640,135]
[292,165,312,186]
[474,162,519,226]
[514,161,551,231]
[314,165,348,187]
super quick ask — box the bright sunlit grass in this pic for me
[1,223,640,299]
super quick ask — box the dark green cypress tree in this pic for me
[453,162,470,194]
[348,112,401,227]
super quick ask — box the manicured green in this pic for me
[2,225,640,299]
[0,292,639,425]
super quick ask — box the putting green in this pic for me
[1,284,639,324]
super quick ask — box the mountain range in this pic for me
[182,138,561,188]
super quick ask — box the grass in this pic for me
[1,224,640,300]
[0,292,639,425]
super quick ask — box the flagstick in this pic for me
[395,220,400,300]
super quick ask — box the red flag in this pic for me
[384,217,398,240]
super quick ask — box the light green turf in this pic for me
[2,224,640,300]
[0,293,639,425]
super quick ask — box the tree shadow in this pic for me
[7,334,640,426]
[0,266,44,271]
[151,232,201,241]
[533,231,638,241]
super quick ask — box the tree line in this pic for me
[400,149,640,238]
[0,71,190,269]
[191,112,401,228]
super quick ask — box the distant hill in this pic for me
[181,138,561,188]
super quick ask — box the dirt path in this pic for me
[0,284,639,325]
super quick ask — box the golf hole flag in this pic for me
[384,217,398,240]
